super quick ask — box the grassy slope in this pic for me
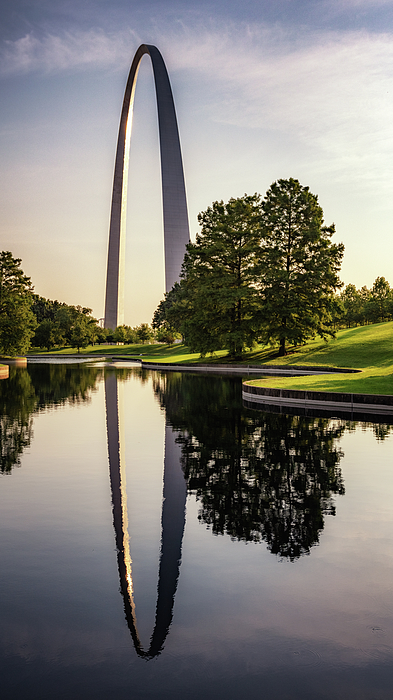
[246,322,393,395]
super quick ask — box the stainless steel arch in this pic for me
[104,44,190,329]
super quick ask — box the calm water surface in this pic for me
[1,363,393,700]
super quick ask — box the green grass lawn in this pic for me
[27,322,393,395]
[246,367,393,396]
[27,342,229,363]
[260,322,393,369]
[246,322,393,396]
[28,342,168,356]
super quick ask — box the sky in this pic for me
[0,0,393,325]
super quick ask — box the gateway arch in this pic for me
[104,44,190,329]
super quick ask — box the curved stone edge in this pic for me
[140,360,347,375]
[242,383,393,417]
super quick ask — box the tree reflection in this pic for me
[0,364,102,474]
[0,368,35,473]
[153,372,346,560]
[344,419,393,442]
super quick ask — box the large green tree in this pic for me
[0,251,37,356]
[32,299,98,351]
[339,284,364,328]
[33,319,59,351]
[170,195,262,359]
[259,179,344,356]
[70,316,92,353]
[32,295,69,349]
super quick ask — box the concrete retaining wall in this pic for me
[242,383,393,419]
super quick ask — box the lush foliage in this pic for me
[0,250,159,355]
[153,181,344,357]
[0,252,37,355]
[32,296,98,352]
[156,195,263,359]
[339,277,393,327]
[0,364,102,473]
[259,178,344,355]
[112,323,155,344]
[152,283,183,343]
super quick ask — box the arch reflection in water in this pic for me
[104,372,187,658]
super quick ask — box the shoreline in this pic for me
[6,355,392,413]
[242,382,393,420]
[139,360,357,375]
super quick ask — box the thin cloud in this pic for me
[0,29,138,76]
[324,0,392,7]
[160,23,393,186]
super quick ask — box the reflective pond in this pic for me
[1,363,393,699]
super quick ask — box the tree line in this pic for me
[0,254,102,355]
[0,250,157,355]
[33,297,156,351]
[339,277,393,327]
